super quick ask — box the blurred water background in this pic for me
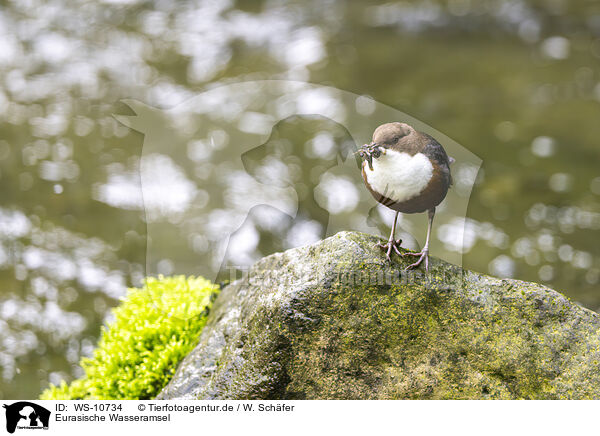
[1,0,599,398]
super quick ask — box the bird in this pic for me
[358,122,453,272]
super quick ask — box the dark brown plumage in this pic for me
[358,122,453,272]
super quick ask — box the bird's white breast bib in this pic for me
[364,150,434,203]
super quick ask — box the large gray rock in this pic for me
[159,231,600,399]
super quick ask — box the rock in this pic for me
[158,231,600,400]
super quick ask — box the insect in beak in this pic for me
[356,142,385,171]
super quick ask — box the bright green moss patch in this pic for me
[41,275,219,400]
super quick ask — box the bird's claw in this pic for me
[377,239,402,261]
[403,249,429,273]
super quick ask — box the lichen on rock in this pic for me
[159,231,600,400]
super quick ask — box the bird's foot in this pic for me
[377,238,403,261]
[402,248,429,273]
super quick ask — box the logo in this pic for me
[2,402,50,434]
[113,80,481,309]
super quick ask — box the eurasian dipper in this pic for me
[359,122,453,272]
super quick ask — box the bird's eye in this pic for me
[393,136,400,142]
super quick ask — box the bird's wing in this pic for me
[422,135,453,186]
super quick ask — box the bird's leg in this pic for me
[403,208,435,273]
[377,211,402,261]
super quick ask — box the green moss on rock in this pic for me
[159,232,600,400]
[41,275,219,400]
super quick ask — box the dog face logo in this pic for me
[112,80,481,316]
[2,402,50,433]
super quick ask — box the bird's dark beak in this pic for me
[370,141,387,149]
[361,141,381,149]
[356,142,376,153]
[372,142,387,154]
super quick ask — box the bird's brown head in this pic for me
[371,122,414,147]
